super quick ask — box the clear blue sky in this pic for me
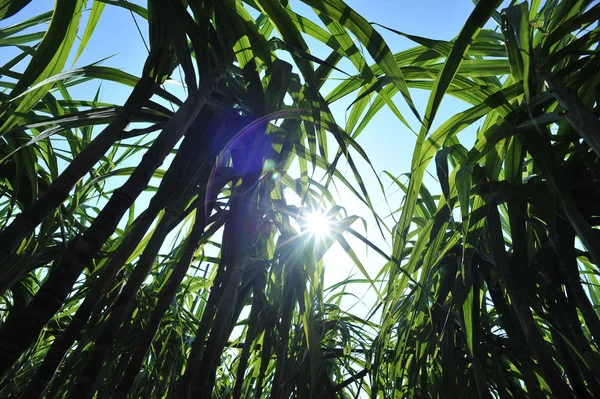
[1,0,502,313]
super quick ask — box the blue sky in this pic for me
[1,0,502,314]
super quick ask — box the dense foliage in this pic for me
[0,0,599,398]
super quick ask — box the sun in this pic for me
[304,211,332,238]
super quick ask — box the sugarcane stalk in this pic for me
[178,172,259,398]
[22,111,223,396]
[0,89,216,378]
[551,220,600,347]
[67,209,176,399]
[506,199,572,397]
[193,278,254,398]
[232,275,265,399]
[0,49,162,268]
[111,205,214,399]
[23,104,219,399]
[271,272,296,399]
[21,196,181,399]
[316,368,369,399]
[63,103,228,397]
[542,71,600,160]
[254,327,272,399]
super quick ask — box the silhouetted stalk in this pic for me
[542,71,600,159]
[482,202,543,397]
[508,290,572,396]
[67,210,175,399]
[190,238,244,397]
[112,206,212,399]
[440,306,457,394]
[0,89,218,378]
[65,120,228,398]
[481,261,542,398]
[254,328,272,399]
[195,279,253,398]
[175,250,232,398]
[179,176,259,398]
[506,199,571,397]
[547,297,592,398]
[232,275,265,399]
[271,272,296,399]
[40,277,126,399]
[196,228,270,398]
[0,54,159,269]
[20,103,220,398]
[20,210,164,399]
[316,368,369,399]
[25,148,214,396]
[465,255,489,399]
[551,289,600,394]
[552,221,600,346]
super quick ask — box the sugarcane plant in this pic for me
[1,0,600,398]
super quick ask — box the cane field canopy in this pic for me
[1,0,600,398]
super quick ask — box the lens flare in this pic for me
[305,211,331,237]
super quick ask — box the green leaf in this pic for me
[0,0,31,20]
[73,0,105,64]
[501,2,532,100]
[395,0,503,262]
[0,0,84,135]
[301,0,421,122]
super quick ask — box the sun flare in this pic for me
[304,211,332,237]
